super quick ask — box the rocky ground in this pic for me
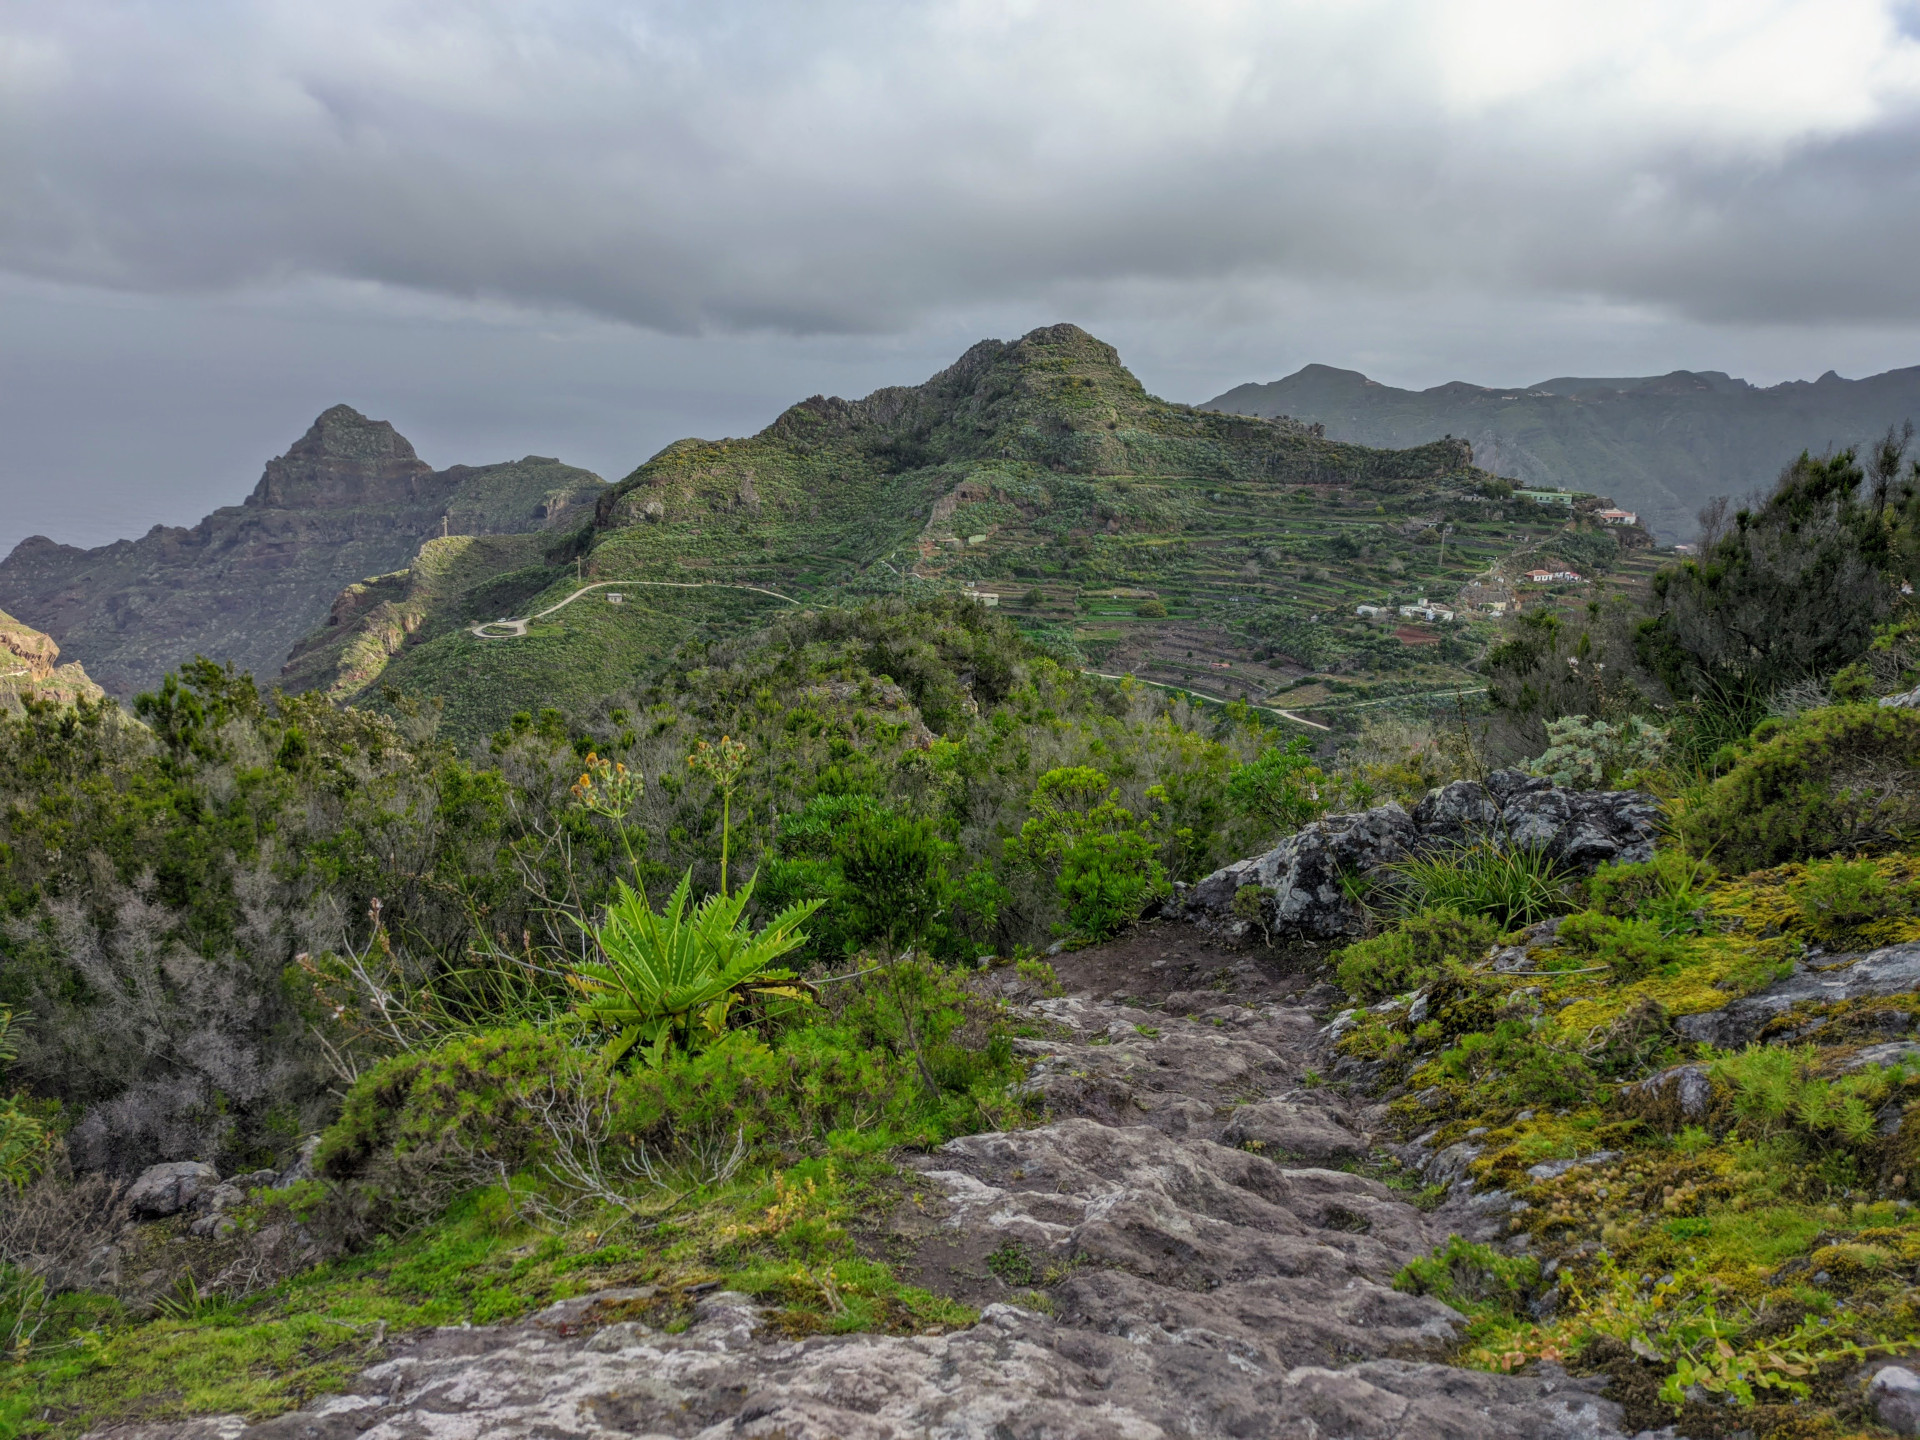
[88,924,1673,1440]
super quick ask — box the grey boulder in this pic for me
[1412,772,1659,869]
[125,1161,220,1218]
[1187,804,1419,941]
[1619,1064,1714,1127]
[1221,1098,1370,1162]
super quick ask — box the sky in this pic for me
[6,0,1920,554]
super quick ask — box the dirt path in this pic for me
[470,579,798,639]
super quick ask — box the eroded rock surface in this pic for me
[1675,942,1920,1048]
[88,930,1660,1440]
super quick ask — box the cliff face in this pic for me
[0,406,603,698]
[0,607,102,704]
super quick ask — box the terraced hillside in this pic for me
[321,324,1648,738]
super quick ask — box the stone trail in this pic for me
[88,925,1668,1440]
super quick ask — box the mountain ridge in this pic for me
[1204,361,1920,540]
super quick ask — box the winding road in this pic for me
[470,579,798,638]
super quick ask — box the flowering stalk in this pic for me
[687,735,749,895]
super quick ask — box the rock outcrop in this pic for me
[0,408,603,698]
[0,606,102,704]
[1675,941,1920,1048]
[1184,772,1659,942]
[91,1290,1630,1440]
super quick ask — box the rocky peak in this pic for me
[246,404,438,510]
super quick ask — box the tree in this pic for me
[1638,449,1908,707]
[836,810,955,1095]
[1225,737,1328,838]
[1010,767,1167,938]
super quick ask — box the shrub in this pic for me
[1226,737,1329,838]
[1709,1044,1919,1152]
[1430,1019,1598,1109]
[1524,714,1668,789]
[1387,843,1573,928]
[1010,767,1168,938]
[1554,911,1685,982]
[1334,907,1501,1001]
[1674,704,1920,872]
[570,870,821,1065]
[1135,599,1168,618]
[1788,857,1919,948]
[1585,850,1717,934]
[1394,1235,1540,1319]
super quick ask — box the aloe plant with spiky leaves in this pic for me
[570,869,822,1065]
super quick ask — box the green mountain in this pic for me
[0,406,605,698]
[309,324,1640,737]
[1205,362,1920,542]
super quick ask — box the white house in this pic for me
[1355,604,1389,618]
[1398,599,1456,622]
[1596,508,1639,526]
[1524,568,1583,584]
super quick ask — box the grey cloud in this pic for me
[7,1,1920,334]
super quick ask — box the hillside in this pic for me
[1204,362,1920,542]
[0,406,604,698]
[322,324,1643,737]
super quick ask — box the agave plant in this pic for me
[570,870,821,1064]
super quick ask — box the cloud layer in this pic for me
[8,0,1920,333]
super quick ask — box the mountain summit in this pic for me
[0,409,605,697]
[246,404,439,510]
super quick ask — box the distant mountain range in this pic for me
[1203,364,1920,540]
[0,406,604,697]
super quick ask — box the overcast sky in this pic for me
[6,0,1920,554]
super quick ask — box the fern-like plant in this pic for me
[570,870,821,1065]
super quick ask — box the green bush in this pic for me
[319,963,1023,1229]
[1788,857,1918,947]
[1011,766,1168,938]
[1431,1018,1598,1109]
[1524,714,1668,789]
[1226,737,1329,838]
[1334,907,1501,1001]
[1710,1044,1920,1151]
[1674,704,1920,872]
[1585,850,1717,933]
